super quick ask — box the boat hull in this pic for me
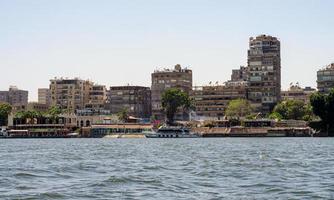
[145,133,199,138]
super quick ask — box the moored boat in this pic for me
[146,126,199,138]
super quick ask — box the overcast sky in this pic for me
[1,0,333,101]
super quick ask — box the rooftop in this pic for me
[153,64,191,73]
[318,63,334,71]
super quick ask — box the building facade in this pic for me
[0,86,28,110]
[27,102,50,113]
[317,63,334,93]
[38,88,51,106]
[106,86,151,118]
[151,64,192,121]
[191,82,248,120]
[85,85,107,110]
[281,84,316,104]
[247,35,281,113]
[231,66,248,82]
[50,78,93,113]
[0,91,9,103]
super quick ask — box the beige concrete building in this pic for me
[151,64,192,121]
[281,85,316,104]
[50,78,93,113]
[38,88,51,106]
[106,86,151,118]
[27,102,50,113]
[85,85,107,110]
[317,63,334,93]
[191,82,248,120]
[247,35,281,113]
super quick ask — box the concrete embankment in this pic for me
[191,127,315,137]
[192,127,268,137]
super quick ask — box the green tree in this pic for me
[14,110,39,124]
[0,103,12,126]
[117,108,129,123]
[225,99,253,119]
[268,112,283,121]
[272,99,312,120]
[273,100,306,120]
[161,88,192,125]
[310,90,334,132]
[48,106,62,123]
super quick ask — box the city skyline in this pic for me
[1,0,334,101]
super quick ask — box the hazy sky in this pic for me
[1,0,333,101]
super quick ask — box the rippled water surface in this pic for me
[1,138,334,199]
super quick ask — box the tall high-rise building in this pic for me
[317,63,334,93]
[50,78,93,113]
[247,35,281,113]
[38,88,51,106]
[151,64,192,121]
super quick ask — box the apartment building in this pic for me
[50,78,93,113]
[191,82,248,120]
[151,64,192,121]
[38,88,51,106]
[231,66,248,82]
[85,85,107,110]
[106,86,151,118]
[247,35,281,113]
[281,84,316,104]
[317,63,334,93]
[0,86,28,110]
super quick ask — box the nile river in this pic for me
[0,138,334,199]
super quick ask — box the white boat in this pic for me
[145,126,199,138]
[0,128,8,138]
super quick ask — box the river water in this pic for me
[0,138,334,199]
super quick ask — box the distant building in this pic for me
[106,86,151,119]
[151,64,192,121]
[231,66,248,82]
[50,78,93,113]
[281,84,316,104]
[0,91,9,103]
[27,102,50,113]
[0,86,28,110]
[85,85,107,110]
[317,63,334,93]
[191,82,248,120]
[247,35,281,113]
[38,88,51,106]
